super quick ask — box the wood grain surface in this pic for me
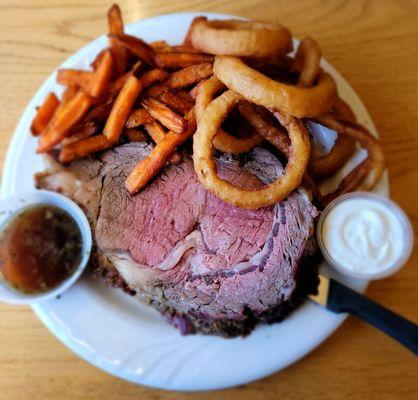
[0,1,417,399]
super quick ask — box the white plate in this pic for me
[1,12,388,391]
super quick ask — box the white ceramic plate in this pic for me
[1,12,388,391]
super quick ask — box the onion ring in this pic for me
[308,134,356,181]
[321,159,372,205]
[190,18,292,57]
[293,37,321,87]
[332,97,357,122]
[195,76,263,153]
[315,114,385,203]
[309,98,357,180]
[193,90,310,209]
[184,16,207,46]
[214,56,337,118]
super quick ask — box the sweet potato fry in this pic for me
[145,64,212,98]
[108,4,127,76]
[109,37,127,77]
[124,128,148,142]
[171,45,204,54]
[108,4,124,34]
[151,44,200,53]
[145,83,168,98]
[87,50,113,98]
[126,108,154,128]
[58,54,112,98]
[140,68,168,88]
[59,134,111,163]
[167,62,213,89]
[150,43,202,54]
[103,75,143,143]
[141,98,186,134]
[150,40,171,51]
[42,85,78,134]
[37,91,93,153]
[109,73,129,95]
[126,110,196,194]
[189,80,206,100]
[62,121,98,146]
[111,33,156,66]
[64,84,79,100]
[46,85,78,124]
[144,121,182,164]
[176,90,193,101]
[158,91,193,114]
[154,53,213,69]
[143,120,166,142]
[56,69,93,89]
[108,60,143,96]
[84,101,114,123]
[61,85,78,103]
[91,49,106,71]
[31,93,60,136]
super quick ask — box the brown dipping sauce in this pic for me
[0,205,83,294]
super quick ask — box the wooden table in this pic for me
[0,1,417,398]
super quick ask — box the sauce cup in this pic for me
[317,192,414,280]
[0,190,92,304]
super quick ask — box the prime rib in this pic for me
[36,142,319,337]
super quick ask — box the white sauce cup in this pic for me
[317,192,414,280]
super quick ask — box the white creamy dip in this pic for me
[321,197,408,276]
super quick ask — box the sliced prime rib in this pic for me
[36,143,319,337]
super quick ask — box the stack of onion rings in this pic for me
[189,17,385,210]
